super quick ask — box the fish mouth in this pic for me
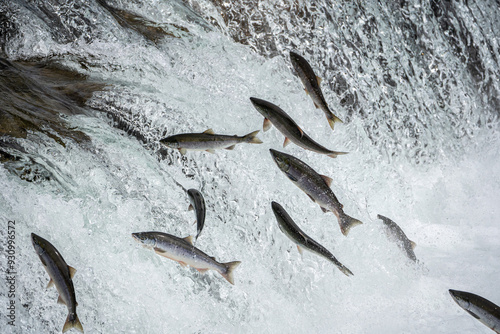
[31,233,42,248]
[289,51,300,59]
[269,149,286,166]
[159,137,177,148]
[449,289,470,308]
[271,201,281,212]
[131,233,142,243]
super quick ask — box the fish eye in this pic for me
[276,157,283,163]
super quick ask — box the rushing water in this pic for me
[1,1,500,333]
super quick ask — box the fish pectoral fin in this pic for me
[313,102,319,109]
[179,148,187,155]
[203,128,215,135]
[225,145,236,150]
[188,204,194,211]
[205,149,216,154]
[410,240,417,249]
[466,310,481,320]
[327,151,348,158]
[183,236,194,246]
[297,245,304,255]
[154,247,166,255]
[307,194,316,203]
[321,207,328,213]
[316,75,322,85]
[320,174,333,187]
[196,268,209,273]
[68,266,77,279]
[263,118,272,132]
[304,88,309,95]
[46,278,55,289]
[57,295,66,305]
[178,261,188,268]
[283,137,291,148]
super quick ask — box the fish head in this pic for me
[269,149,292,174]
[132,232,156,249]
[271,201,285,218]
[31,233,48,255]
[449,290,471,309]
[271,201,287,231]
[289,51,304,71]
[187,189,200,203]
[249,97,271,118]
[159,136,180,149]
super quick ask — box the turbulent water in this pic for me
[1,0,500,333]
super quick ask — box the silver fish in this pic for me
[187,189,206,240]
[271,201,353,276]
[132,232,241,285]
[160,129,262,155]
[250,97,347,158]
[270,149,362,236]
[449,289,500,333]
[377,214,417,262]
[31,233,84,333]
[290,51,343,130]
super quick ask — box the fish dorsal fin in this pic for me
[410,241,417,249]
[297,126,304,137]
[320,174,333,187]
[179,148,187,155]
[225,145,236,150]
[183,236,194,246]
[316,76,322,85]
[313,102,319,109]
[283,137,291,148]
[57,295,66,305]
[297,245,304,255]
[321,207,328,213]
[263,118,272,132]
[46,278,54,289]
[188,204,194,211]
[203,129,215,135]
[210,256,216,261]
[466,310,480,319]
[68,266,77,279]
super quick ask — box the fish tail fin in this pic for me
[340,214,363,236]
[62,313,83,333]
[327,112,343,130]
[221,261,241,285]
[244,130,263,144]
[329,256,354,276]
[327,151,348,158]
[338,264,354,277]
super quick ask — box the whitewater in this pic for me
[0,0,499,333]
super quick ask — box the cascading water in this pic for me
[0,0,499,333]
